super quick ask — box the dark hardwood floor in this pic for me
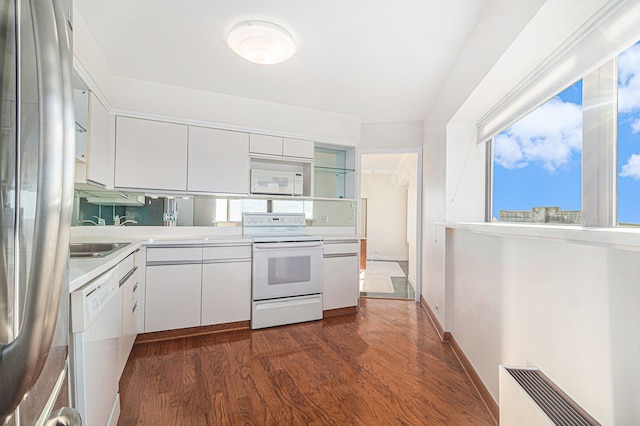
[118,299,495,425]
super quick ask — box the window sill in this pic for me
[435,221,640,252]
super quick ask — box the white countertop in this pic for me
[69,234,252,293]
[69,227,359,293]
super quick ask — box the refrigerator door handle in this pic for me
[0,0,73,420]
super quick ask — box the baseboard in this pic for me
[448,333,499,424]
[323,306,357,318]
[419,295,446,341]
[135,320,250,344]
[419,296,498,424]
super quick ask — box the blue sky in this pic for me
[617,42,640,225]
[493,41,640,225]
[493,81,583,221]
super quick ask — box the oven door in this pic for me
[252,240,323,300]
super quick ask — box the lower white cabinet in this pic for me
[116,254,136,378]
[201,244,252,325]
[144,244,252,333]
[145,263,202,333]
[201,261,251,325]
[323,241,360,311]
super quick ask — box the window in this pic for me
[214,198,267,223]
[617,41,640,226]
[492,81,583,224]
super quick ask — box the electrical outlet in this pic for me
[435,303,440,314]
[318,216,329,223]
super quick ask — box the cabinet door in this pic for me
[249,134,282,156]
[283,138,314,159]
[188,127,249,194]
[86,93,114,188]
[323,255,359,310]
[115,117,188,191]
[118,272,137,378]
[145,264,201,332]
[201,261,251,325]
[135,248,146,333]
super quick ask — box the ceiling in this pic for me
[75,0,490,123]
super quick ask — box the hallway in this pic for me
[360,260,415,299]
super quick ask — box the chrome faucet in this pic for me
[114,215,137,226]
[80,215,105,226]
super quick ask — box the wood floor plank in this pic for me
[119,299,495,425]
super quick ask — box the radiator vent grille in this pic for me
[505,368,600,426]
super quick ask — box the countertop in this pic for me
[69,231,359,293]
[69,235,252,293]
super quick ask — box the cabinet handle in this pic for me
[119,266,138,287]
[324,253,358,258]
[132,303,138,313]
[133,283,138,293]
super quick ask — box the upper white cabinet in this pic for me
[86,94,114,188]
[250,134,314,160]
[249,134,282,157]
[188,127,249,194]
[115,116,188,191]
[283,138,315,159]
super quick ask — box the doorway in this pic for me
[359,151,421,301]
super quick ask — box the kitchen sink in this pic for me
[69,242,130,258]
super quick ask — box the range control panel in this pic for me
[242,213,306,227]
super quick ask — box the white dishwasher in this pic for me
[71,267,121,426]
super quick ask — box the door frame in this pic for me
[357,148,423,302]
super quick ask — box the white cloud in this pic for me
[618,42,640,114]
[620,153,640,180]
[631,118,640,134]
[494,97,582,172]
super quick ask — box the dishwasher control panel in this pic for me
[71,268,118,332]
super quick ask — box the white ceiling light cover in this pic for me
[227,20,296,65]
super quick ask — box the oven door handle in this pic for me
[253,241,324,250]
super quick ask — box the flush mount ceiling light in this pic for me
[226,20,296,65]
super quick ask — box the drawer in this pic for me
[323,242,359,256]
[203,244,251,261]
[134,247,144,267]
[116,253,135,282]
[146,246,202,263]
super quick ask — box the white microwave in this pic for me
[251,169,303,196]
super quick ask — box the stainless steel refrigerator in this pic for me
[1,0,78,424]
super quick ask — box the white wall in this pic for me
[361,173,408,261]
[444,124,486,223]
[404,155,418,287]
[422,118,447,326]
[419,1,640,423]
[448,229,640,424]
[360,121,423,150]
[73,5,114,104]
[111,77,360,145]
